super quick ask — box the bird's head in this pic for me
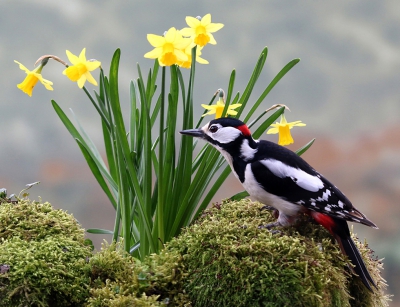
[180,118,253,150]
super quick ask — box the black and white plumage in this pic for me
[180,117,378,291]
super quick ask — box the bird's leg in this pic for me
[259,212,296,234]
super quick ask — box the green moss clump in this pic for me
[164,199,389,307]
[0,199,85,243]
[0,236,92,306]
[85,242,191,307]
[0,199,92,306]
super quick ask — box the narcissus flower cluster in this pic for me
[15,48,101,96]
[144,13,223,68]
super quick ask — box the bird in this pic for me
[180,117,378,291]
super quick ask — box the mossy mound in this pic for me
[164,199,389,307]
[86,242,191,307]
[0,199,92,306]
[0,199,85,243]
[0,236,92,306]
[0,198,389,306]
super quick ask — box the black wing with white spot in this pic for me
[250,140,377,228]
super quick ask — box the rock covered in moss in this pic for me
[0,236,92,306]
[0,199,92,306]
[164,199,389,307]
[0,199,85,243]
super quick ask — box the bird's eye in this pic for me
[209,125,219,133]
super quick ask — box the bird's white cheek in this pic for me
[207,127,242,144]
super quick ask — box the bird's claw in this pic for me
[260,205,275,211]
[258,221,281,234]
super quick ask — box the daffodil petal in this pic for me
[14,60,29,73]
[227,109,238,116]
[186,16,200,28]
[201,104,215,110]
[266,128,279,134]
[196,56,209,64]
[85,72,98,86]
[180,27,194,37]
[77,75,87,88]
[86,60,101,71]
[175,37,192,50]
[164,27,177,42]
[201,14,211,26]
[208,33,217,45]
[229,103,242,109]
[147,34,165,47]
[206,23,224,33]
[175,49,189,62]
[66,50,79,65]
[40,79,54,91]
[201,109,216,117]
[144,48,162,59]
[78,48,87,62]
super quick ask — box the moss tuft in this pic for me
[85,242,191,307]
[0,236,92,306]
[0,199,92,306]
[0,199,85,243]
[164,199,389,307]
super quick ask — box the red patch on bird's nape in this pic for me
[310,211,336,235]
[237,124,251,137]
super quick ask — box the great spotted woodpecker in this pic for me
[180,117,378,291]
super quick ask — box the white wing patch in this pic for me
[261,159,324,192]
[240,139,257,161]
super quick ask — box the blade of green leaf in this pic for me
[86,228,114,234]
[295,138,315,156]
[76,139,117,209]
[244,58,300,123]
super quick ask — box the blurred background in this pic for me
[1,0,399,303]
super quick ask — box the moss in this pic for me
[139,249,191,306]
[0,236,92,307]
[164,199,389,307]
[0,199,92,306]
[0,198,389,307]
[0,199,85,243]
[85,242,191,307]
[87,241,139,290]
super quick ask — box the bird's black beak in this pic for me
[180,128,205,138]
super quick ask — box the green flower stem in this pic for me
[156,66,166,251]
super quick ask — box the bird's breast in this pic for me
[242,164,301,217]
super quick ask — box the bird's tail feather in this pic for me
[335,233,377,292]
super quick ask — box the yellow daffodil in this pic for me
[14,60,53,97]
[63,48,101,88]
[179,44,209,69]
[267,113,306,146]
[144,27,191,66]
[180,14,224,47]
[202,98,242,119]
